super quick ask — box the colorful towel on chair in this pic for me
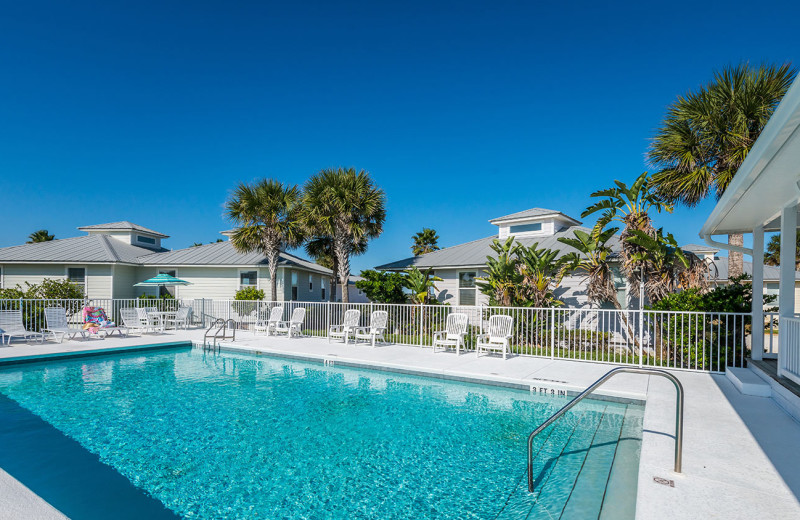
[82,307,116,331]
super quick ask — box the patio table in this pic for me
[146,311,177,333]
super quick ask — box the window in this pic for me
[309,274,313,291]
[159,270,176,297]
[137,235,156,245]
[239,270,257,288]
[291,272,298,300]
[458,271,476,306]
[67,267,86,294]
[322,286,326,300]
[509,222,542,234]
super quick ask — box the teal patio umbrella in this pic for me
[134,273,192,287]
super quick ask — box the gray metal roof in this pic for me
[137,241,332,275]
[0,235,161,264]
[77,221,168,238]
[489,207,581,225]
[681,243,719,254]
[376,226,622,270]
[710,258,800,282]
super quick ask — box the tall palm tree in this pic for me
[648,63,796,277]
[27,229,55,243]
[581,172,672,299]
[305,235,367,301]
[225,179,305,301]
[411,228,440,256]
[764,231,800,268]
[302,168,386,303]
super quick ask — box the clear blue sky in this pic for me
[1,1,796,272]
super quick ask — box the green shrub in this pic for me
[355,270,407,303]
[234,286,264,316]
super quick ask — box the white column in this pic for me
[751,226,764,360]
[779,203,798,376]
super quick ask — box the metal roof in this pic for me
[710,257,800,282]
[376,226,621,270]
[137,241,332,275]
[77,221,169,238]
[0,235,161,264]
[489,207,581,225]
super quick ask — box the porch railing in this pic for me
[0,298,754,373]
[779,316,800,385]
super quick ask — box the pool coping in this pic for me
[0,341,193,367]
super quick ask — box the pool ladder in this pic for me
[526,366,684,492]
[204,318,238,349]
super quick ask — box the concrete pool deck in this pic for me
[1,329,799,519]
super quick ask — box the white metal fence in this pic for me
[0,298,755,373]
[779,316,800,385]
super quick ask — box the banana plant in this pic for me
[404,266,442,304]
[475,237,523,307]
[558,226,620,308]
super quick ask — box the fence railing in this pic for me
[0,298,755,373]
[779,316,800,385]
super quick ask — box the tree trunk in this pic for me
[329,255,338,302]
[333,234,351,303]
[267,250,279,302]
[728,233,744,279]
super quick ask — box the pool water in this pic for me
[0,346,643,519]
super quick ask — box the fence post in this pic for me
[638,308,644,368]
[326,302,331,339]
[550,308,555,359]
[419,304,424,347]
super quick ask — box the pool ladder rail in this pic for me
[526,366,684,493]
[204,318,238,349]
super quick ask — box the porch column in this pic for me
[778,203,798,376]
[751,226,764,361]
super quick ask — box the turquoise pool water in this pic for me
[0,346,642,519]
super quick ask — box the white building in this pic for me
[0,221,332,302]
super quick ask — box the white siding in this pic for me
[1,264,65,289]
[86,264,113,299]
[113,265,141,299]
[431,269,488,306]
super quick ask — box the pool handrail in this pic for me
[527,366,684,492]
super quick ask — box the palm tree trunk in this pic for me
[329,255,338,302]
[333,234,350,303]
[267,250,279,302]
[728,233,744,278]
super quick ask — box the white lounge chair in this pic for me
[121,308,154,334]
[43,307,89,343]
[254,306,283,335]
[274,307,306,338]
[0,309,44,345]
[432,313,469,354]
[165,306,192,330]
[476,315,514,360]
[354,310,388,347]
[329,309,360,344]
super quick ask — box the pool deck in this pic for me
[1,329,800,519]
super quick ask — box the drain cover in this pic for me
[653,476,675,487]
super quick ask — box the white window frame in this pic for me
[65,265,87,292]
[157,269,178,297]
[457,271,477,306]
[238,269,259,292]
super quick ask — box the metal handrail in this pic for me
[527,366,684,492]
[204,318,237,348]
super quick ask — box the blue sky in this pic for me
[0,1,796,272]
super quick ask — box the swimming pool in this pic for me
[0,345,642,519]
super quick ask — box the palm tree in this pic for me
[516,243,570,307]
[225,179,305,301]
[764,231,800,268]
[305,235,367,301]
[302,168,386,303]
[411,228,440,256]
[27,230,55,243]
[558,227,620,308]
[648,63,796,277]
[476,238,523,306]
[581,172,672,300]
[404,267,442,304]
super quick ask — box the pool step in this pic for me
[495,404,636,520]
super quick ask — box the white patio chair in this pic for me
[0,309,44,345]
[121,308,154,334]
[354,310,388,347]
[329,309,361,344]
[476,315,514,360]
[274,307,306,338]
[165,306,192,330]
[136,307,158,329]
[432,313,469,354]
[254,306,283,336]
[43,307,89,343]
